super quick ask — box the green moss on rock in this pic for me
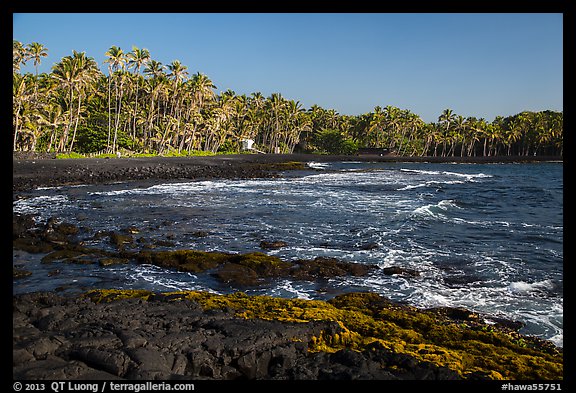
[131,249,372,286]
[135,249,229,272]
[41,250,88,264]
[83,289,562,380]
[98,257,130,267]
[13,267,33,279]
[291,257,373,280]
[231,252,291,275]
[83,289,153,303]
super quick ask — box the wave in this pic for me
[271,279,314,300]
[397,179,466,191]
[307,162,330,170]
[400,168,492,181]
[412,199,462,219]
[13,194,70,217]
[508,279,559,296]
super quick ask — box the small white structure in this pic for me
[241,139,254,151]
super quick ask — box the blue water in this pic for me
[13,161,563,346]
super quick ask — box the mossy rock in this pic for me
[13,237,55,253]
[83,289,153,303]
[259,240,288,250]
[213,253,291,286]
[231,252,291,275]
[99,257,130,267]
[52,222,79,236]
[83,289,562,380]
[13,267,32,279]
[382,266,420,277]
[213,263,260,286]
[109,232,134,248]
[291,257,374,280]
[41,250,87,264]
[136,249,230,272]
[130,249,373,286]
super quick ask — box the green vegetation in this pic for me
[14,41,562,157]
[83,289,563,380]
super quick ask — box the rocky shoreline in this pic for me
[12,154,563,381]
[12,213,563,380]
[13,290,463,380]
[13,288,563,381]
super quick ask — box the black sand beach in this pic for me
[12,153,562,192]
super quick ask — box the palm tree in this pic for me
[167,60,188,84]
[452,115,466,157]
[26,42,48,102]
[143,59,166,148]
[13,73,32,151]
[36,98,66,153]
[13,40,28,73]
[190,72,216,109]
[68,51,100,152]
[51,55,77,152]
[127,46,151,142]
[384,105,401,150]
[26,42,48,78]
[103,46,126,152]
[166,60,189,149]
[51,51,99,152]
[438,109,455,156]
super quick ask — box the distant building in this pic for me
[241,139,254,150]
[357,148,390,156]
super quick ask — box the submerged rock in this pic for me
[135,249,229,273]
[382,266,420,277]
[291,257,373,280]
[259,240,289,250]
[13,267,32,279]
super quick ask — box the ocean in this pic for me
[13,161,563,347]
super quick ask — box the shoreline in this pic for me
[12,153,562,192]
[13,289,562,380]
[12,153,563,380]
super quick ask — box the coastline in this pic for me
[13,289,563,380]
[12,153,562,192]
[12,154,563,380]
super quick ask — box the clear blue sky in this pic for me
[13,13,563,123]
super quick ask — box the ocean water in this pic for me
[13,161,563,347]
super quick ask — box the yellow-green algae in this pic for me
[83,289,562,380]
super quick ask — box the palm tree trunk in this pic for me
[59,88,75,152]
[107,76,112,152]
[113,79,124,153]
[68,92,82,152]
[13,102,22,151]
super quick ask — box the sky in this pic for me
[13,13,563,123]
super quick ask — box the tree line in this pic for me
[13,41,563,157]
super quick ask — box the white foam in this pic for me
[307,162,330,170]
[274,280,314,300]
[412,199,461,219]
[13,194,70,216]
[508,279,554,294]
[400,168,492,182]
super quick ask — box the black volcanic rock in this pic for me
[12,291,463,380]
